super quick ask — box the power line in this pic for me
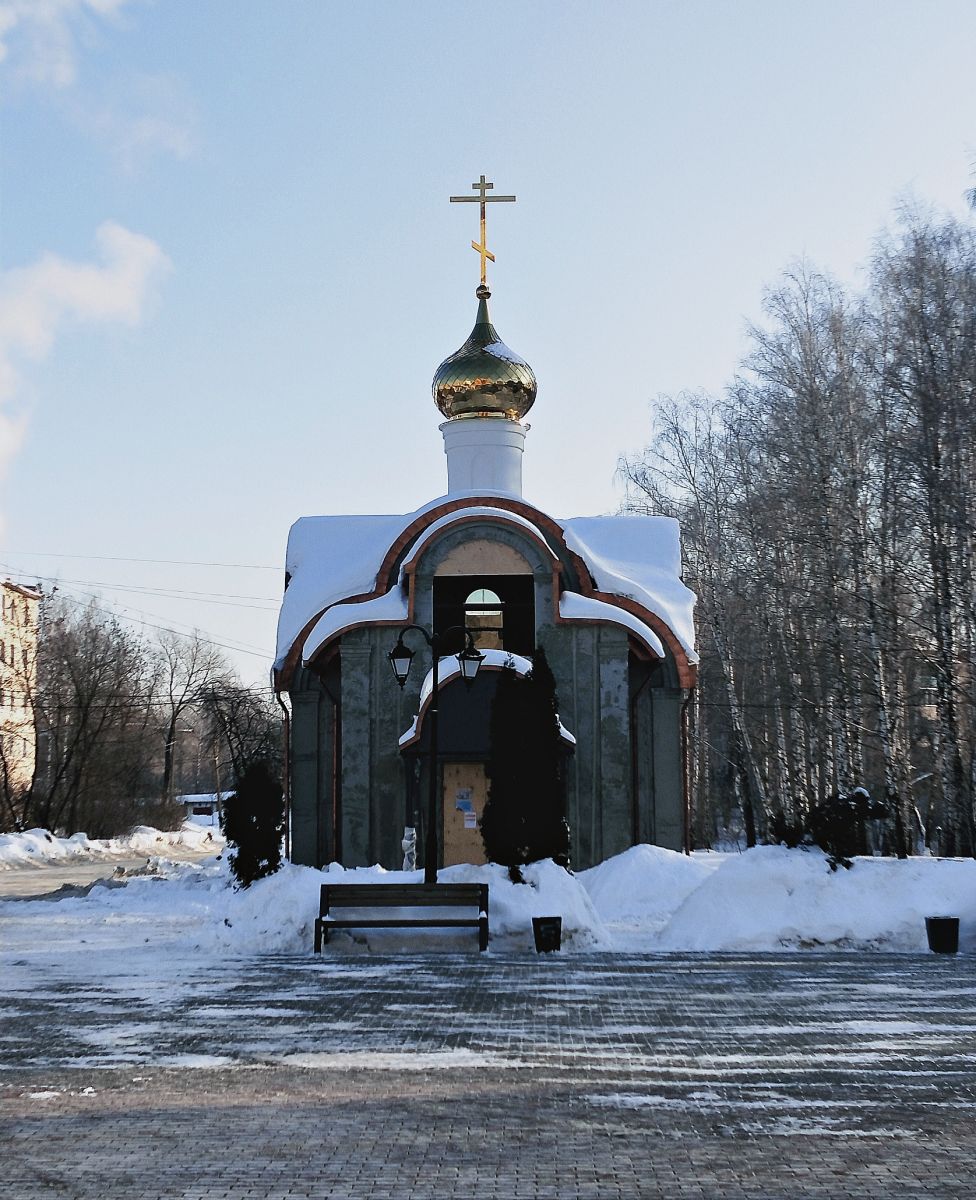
[0,568,280,610]
[694,697,973,711]
[22,687,279,715]
[27,572,280,603]
[0,564,277,661]
[0,550,281,570]
[50,586,275,662]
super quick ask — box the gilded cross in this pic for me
[450,174,516,287]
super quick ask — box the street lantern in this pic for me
[388,622,485,884]
[388,639,414,688]
[457,640,485,687]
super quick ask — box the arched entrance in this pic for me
[398,655,576,870]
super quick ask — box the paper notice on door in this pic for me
[464,813,478,828]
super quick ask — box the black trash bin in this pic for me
[925,916,959,954]
[532,916,562,953]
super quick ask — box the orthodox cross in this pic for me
[450,174,516,287]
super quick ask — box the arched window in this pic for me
[464,587,504,650]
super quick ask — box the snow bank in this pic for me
[5,838,973,956]
[581,844,976,953]
[654,846,976,953]
[0,822,222,870]
[3,856,609,957]
[209,858,611,955]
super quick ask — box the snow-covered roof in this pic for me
[559,591,664,658]
[276,497,696,674]
[416,649,534,709]
[398,649,576,748]
[278,513,409,669]
[558,516,695,659]
[302,587,409,666]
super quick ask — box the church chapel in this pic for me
[273,179,697,873]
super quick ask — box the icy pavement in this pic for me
[3,950,976,1197]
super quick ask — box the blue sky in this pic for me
[0,0,974,682]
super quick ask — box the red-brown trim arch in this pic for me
[398,511,563,626]
[373,496,585,593]
[587,591,697,689]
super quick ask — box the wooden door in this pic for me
[442,761,488,866]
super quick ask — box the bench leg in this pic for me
[314,920,322,954]
[479,918,488,952]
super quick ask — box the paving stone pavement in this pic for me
[2,951,976,1198]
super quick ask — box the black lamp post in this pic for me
[388,624,484,885]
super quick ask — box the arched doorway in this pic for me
[399,657,576,870]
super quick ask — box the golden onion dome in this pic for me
[433,286,537,420]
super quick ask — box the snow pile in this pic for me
[439,858,610,952]
[0,822,222,871]
[580,844,719,938]
[207,857,611,955]
[650,846,976,953]
[581,844,976,953]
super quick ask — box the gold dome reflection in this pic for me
[433,288,537,421]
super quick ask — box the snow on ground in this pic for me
[0,822,222,870]
[1,855,608,956]
[1,830,973,956]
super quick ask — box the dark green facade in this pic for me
[280,500,694,873]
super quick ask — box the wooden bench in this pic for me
[313,882,489,952]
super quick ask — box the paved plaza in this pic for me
[2,950,976,1198]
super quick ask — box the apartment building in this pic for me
[0,582,42,791]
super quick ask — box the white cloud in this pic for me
[0,3,196,168]
[0,0,131,89]
[0,222,170,474]
[72,72,197,171]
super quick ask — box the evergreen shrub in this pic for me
[769,807,806,849]
[480,647,571,880]
[807,788,885,870]
[221,760,285,888]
